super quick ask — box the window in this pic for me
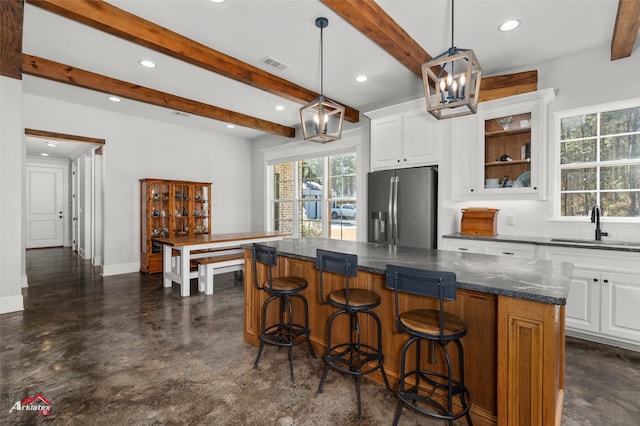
[270,153,357,240]
[558,103,640,218]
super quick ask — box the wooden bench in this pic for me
[193,251,244,295]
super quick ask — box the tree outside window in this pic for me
[559,106,640,218]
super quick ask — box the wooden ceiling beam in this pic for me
[0,0,24,79]
[25,0,360,123]
[321,0,537,101]
[611,0,640,60]
[22,54,296,138]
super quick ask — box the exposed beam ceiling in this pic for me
[22,54,296,138]
[320,0,538,102]
[25,0,360,123]
[611,0,640,60]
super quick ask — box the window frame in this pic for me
[553,97,640,222]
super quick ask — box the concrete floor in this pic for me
[1,247,638,425]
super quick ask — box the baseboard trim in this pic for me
[101,262,139,277]
[0,295,24,314]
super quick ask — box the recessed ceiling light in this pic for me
[275,105,285,111]
[138,59,156,68]
[210,0,225,3]
[108,96,121,102]
[40,153,49,157]
[499,19,520,32]
[226,124,235,129]
[355,75,368,82]
[46,142,57,147]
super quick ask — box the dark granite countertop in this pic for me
[443,233,640,252]
[246,237,572,306]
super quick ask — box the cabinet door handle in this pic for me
[593,278,598,282]
[603,279,609,283]
[458,247,469,251]
[502,251,515,255]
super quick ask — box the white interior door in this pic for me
[26,165,64,248]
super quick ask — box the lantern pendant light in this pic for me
[300,17,345,143]
[422,0,482,120]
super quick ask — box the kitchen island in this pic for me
[243,238,572,426]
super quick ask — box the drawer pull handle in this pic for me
[603,279,609,283]
[458,247,469,251]
[502,251,515,255]
[593,278,598,282]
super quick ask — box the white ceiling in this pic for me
[22,0,625,154]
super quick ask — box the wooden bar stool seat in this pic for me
[251,243,316,382]
[386,264,473,426]
[316,249,391,419]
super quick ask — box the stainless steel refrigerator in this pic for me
[368,166,437,249]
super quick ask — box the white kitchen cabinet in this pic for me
[441,238,485,253]
[367,99,437,171]
[538,246,640,350]
[441,239,537,259]
[451,89,555,201]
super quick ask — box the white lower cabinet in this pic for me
[538,246,640,349]
[441,239,536,259]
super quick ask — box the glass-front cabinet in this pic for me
[484,112,532,189]
[140,179,212,273]
[451,88,555,200]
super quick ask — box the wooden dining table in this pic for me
[154,231,288,297]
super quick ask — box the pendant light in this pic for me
[422,0,482,120]
[300,17,345,143]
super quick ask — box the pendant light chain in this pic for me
[320,23,324,96]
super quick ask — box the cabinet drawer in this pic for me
[484,242,537,259]
[441,239,484,253]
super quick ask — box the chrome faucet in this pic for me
[590,205,608,241]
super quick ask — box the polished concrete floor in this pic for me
[1,248,639,425]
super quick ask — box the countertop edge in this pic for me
[443,233,640,252]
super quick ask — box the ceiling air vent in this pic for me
[259,56,289,71]
[172,111,190,118]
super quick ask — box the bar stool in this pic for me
[386,264,472,426]
[252,243,316,381]
[316,249,390,419]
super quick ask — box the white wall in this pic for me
[250,43,640,244]
[22,94,254,276]
[446,44,640,242]
[0,76,25,313]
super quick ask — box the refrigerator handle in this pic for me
[388,176,394,243]
[392,176,399,245]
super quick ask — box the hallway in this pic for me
[1,248,638,425]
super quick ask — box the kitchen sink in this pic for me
[551,238,640,247]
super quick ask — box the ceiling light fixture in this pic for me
[46,142,57,147]
[299,17,345,143]
[422,0,482,120]
[275,105,285,111]
[499,19,520,32]
[355,75,368,82]
[108,96,121,102]
[40,153,49,157]
[226,124,235,129]
[209,0,225,3]
[138,59,156,68]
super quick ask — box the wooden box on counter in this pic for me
[460,208,499,236]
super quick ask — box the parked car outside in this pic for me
[331,203,357,219]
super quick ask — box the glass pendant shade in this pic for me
[300,95,345,143]
[422,47,482,120]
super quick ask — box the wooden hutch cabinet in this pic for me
[140,178,212,273]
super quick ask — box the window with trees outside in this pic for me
[271,153,357,240]
[558,103,639,218]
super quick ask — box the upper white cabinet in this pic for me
[451,89,555,200]
[367,99,438,171]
